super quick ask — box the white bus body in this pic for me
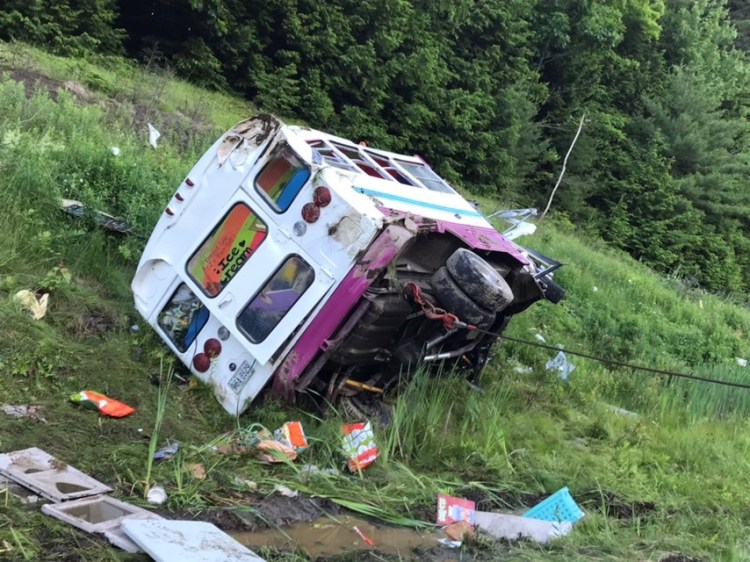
[132,115,561,415]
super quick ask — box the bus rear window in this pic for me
[255,142,311,212]
[237,256,315,343]
[158,283,209,352]
[187,203,268,297]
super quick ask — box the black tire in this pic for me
[339,395,391,426]
[539,275,565,304]
[430,267,496,328]
[446,248,513,311]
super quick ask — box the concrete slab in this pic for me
[121,519,266,562]
[475,511,572,544]
[42,495,163,553]
[0,447,111,502]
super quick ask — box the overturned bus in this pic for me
[132,114,562,415]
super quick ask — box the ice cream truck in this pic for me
[132,114,562,415]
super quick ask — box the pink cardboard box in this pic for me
[437,494,476,526]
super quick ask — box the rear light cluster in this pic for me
[192,338,222,373]
[302,186,332,224]
[166,177,194,217]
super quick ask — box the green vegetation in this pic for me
[2,42,750,562]
[3,1,750,295]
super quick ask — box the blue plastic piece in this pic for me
[523,487,584,523]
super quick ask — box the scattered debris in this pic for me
[299,464,339,480]
[20,494,40,505]
[232,477,259,491]
[110,146,121,156]
[255,439,298,463]
[147,123,161,148]
[546,351,575,380]
[61,199,133,234]
[153,442,180,462]
[341,422,379,472]
[737,357,748,367]
[437,494,476,526]
[70,390,135,418]
[514,365,533,375]
[0,447,112,502]
[273,484,298,498]
[187,463,207,481]
[274,421,308,452]
[211,423,307,463]
[444,520,474,541]
[13,290,49,320]
[475,511,571,544]
[534,333,546,343]
[523,487,585,524]
[1,404,47,423]
[2,448,164,553]
[121,519,266,562]
[437,538,462,548]
[146,485,167,505]
[352,525,375,547]
[43,495,163,553]
[606,404,640,418]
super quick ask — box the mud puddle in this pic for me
[232,514,442,558]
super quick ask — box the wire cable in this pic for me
[482,331,750,390]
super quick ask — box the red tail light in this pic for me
[175,193,184,201]
[185,178,195,187]
[204,338,222,358]
[193,353,210,372]
[302,203,320,223]
[313,186,332,207]
[165,207,175,216]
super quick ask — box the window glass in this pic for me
[256,142,311,212]
[395,160,454,193]
[237,256,315,343]
[158,284,209,352]
[307,140,356,170]
[187,203,267,297]
[363,151,417,185]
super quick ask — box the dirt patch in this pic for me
[657,554,705,562]
[164,493,338,533]
[579,491,655,521]
[3,67,93,104]
[67,311,121,337]
[455,486,546,514]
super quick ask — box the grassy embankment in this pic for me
[2,42,750,561]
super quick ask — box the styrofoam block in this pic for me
[475,511,572,544]
[122,519,266,562]
[0,447,111,502]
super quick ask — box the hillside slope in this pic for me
[1,43,750,562]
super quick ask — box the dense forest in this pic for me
[2,1,750,295]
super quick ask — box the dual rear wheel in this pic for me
[430,248,514,326]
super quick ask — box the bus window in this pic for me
[158,283,209,352]
[255,142,311,212]
[394,159,454,193]
[187,203,268,297]
[237,256,315,343]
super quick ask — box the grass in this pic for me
[2,39,750,561]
